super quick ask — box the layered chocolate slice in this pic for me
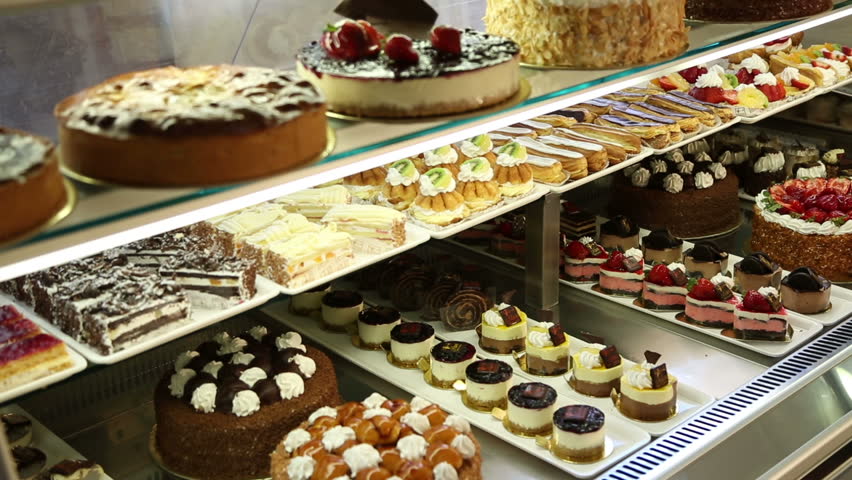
[159,251,257,308]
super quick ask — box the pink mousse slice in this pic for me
[564,262,602,281]
[599,269,643,294]
[643,283,687,308]
[733,305,789,333]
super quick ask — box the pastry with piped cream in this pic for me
[599,248,644,297]
[524,322,570,375]
[479,303,528,354]
[571,344,623,397]
[457,157,502,212]
[685,274,738,327]
[492,141,534,197]
[618,351,677,422]
[378,158,420,211]
[411,167,470,227]
[734,287,789,341]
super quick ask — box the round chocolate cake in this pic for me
[154,326,341,480]
[686,0,832,22]
[610,151,741,238]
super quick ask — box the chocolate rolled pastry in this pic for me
[390,266,435,311]
[421,273,462,321]
[377,254,424,299]
[440,289,493,331]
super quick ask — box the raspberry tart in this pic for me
[780,267,832,314]
[297,21,520,118]
[270,393,483,480]
[734,287,790,341]
[599,248,645,297]
[642,264,690,310]
[685,275,738,328]
[752,178,851,282]
[563,237,608,283]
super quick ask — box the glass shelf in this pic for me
[1,0,851,281]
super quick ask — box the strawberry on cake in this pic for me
[599,248,644,297]
[563,237,608,283]
[685,275,738,328]
[642,264,689,310]
[734,287,790,341]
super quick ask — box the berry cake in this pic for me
[751,178,851,282]
[685,275,738,328]
[642,264,689,310]
[563,237,608,283]
[297,21,520,118]
[599,248,645,297]
[734,288,790,341]
[270,393,483,480]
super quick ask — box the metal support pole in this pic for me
[524,192,562,323]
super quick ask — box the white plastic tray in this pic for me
[413,185,549,240]
[1,404,113,479]
[737,89,825,124]
[653,117,742,154]
[278,224,432,295]
[548,148,655,194]
[0,332,86,404]
[1,276,281,365]
[271,308,651,479]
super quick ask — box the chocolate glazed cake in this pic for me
[686,0,832,22]
[154,327,341,480]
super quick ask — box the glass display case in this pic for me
[1,1,851,479]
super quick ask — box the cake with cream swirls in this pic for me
[154,327,341,480]
[484,0,688,68]
[751,178,852,282]
[55,65,327,186]
[271,393,483,480]
[610,149,740,238]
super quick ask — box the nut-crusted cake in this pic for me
[55,65,327,186]
[270,393,482,480]
[0,127,68,243]
[485,0,688,68]
[154,327,341,480]
[297,21,520,118]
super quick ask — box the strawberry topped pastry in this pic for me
[563,237,608,283]
[752,177,852,282]
[734,287,790,341]
[778,67,815,96]
[687,65,739,105]
[733,54,770,85]
[599,248,644,297]
[642,263,689,310]
[685,274,738,327]
[297,21,521,118]
[751,73,787,103]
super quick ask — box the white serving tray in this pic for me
[548,148,655,194]
[653,117,742,155]
[412,185,549,240]
[271,308,651,479]
[1,276,281,365]
[0,333,86,404]
[737,89,825,124]
[278,224,432,295]
[1,404,113,479]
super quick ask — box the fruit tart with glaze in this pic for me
[456,157,501,212]
[411,167,469,226]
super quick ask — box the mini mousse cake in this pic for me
[505,382,557,436]
[356,306,401,349]
[683,241,729,279]
[429,341,476,388]
[734,287,790,341]
[780,267,832,314]
[564,237,608,283]
[524,323,570,375]
[1,414,32,448]
[685,274,738,327]
[480,303,528,354]
[320,290,363,331]
[551,405,606,462]
[389,322,435,368]
[733,252,782,294]
[571,345,623,397]
[598,215,640,252]
[642,230,683,265]
[464,359,513,410]
[599,248,645,297]
[290,283,331,315]
[642,263,689,310]
[618,351,677,422]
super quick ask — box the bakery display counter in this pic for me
[2,0,852,283]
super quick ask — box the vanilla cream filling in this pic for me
[432,357,473,383]
[322,303,362,326]
[392,336,434,362]
[554,426,605,451]
[467,379,510,402]
[358,320,400,345]
[508,401,554,430]
[500,180,534,197]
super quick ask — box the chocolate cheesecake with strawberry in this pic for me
[642,263,689,310]
[685,274,738,327]
[297,21,520,118]
[734,287,790,341]
[563,237,608,283]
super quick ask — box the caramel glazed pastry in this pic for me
[271,393,483,480]
[55,65,327,186]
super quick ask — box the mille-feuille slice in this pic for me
[630,102,701,134]
[539,130,609,172]
[569,123,642,155]
[594,115,671,149]
[645,94,717,127]
[551,129,628,164]
[667,91,736,123]
[610,105,684,144]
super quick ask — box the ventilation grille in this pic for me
[601,319,852,480]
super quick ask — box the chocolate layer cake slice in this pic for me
[114,229,195,268]
[159,251,257,308]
